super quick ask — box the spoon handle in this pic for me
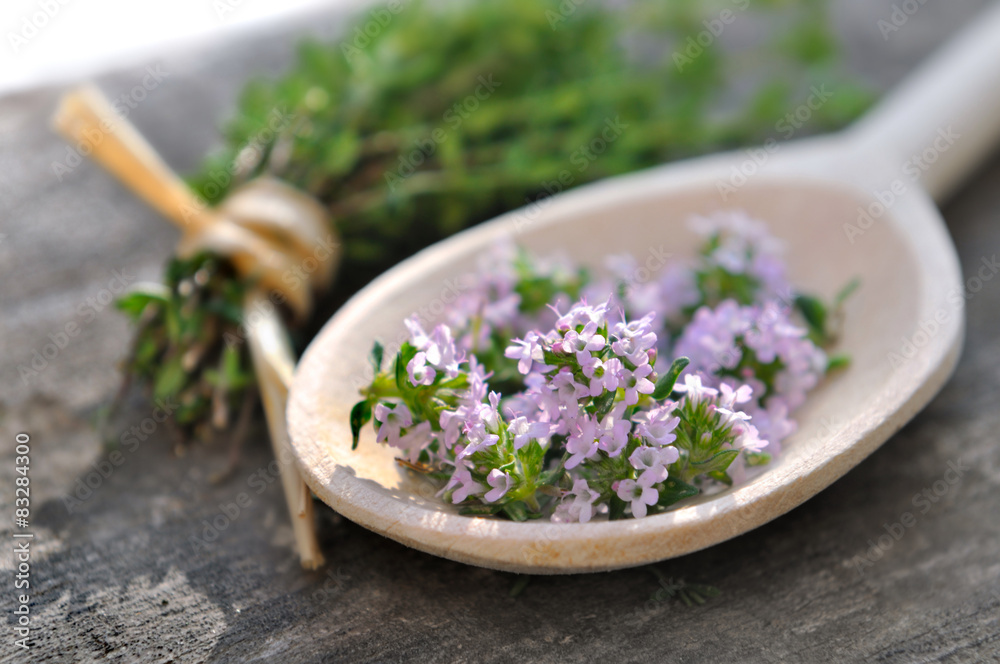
[845,1,1000,202]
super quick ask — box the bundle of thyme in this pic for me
[116,0,871,442]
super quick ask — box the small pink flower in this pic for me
[504,331,545,375]
[622,364,655,405]
[508,416,551,450]
[484,469,512,502]
[566,416,600,469]
[562,321,606,355]
[407,351,436,386]
[374,402,412,447]
[675,373,718,404]
[628,445,679,487]
[443,464,484,504]
[634,404,680,446]
[616,479,658,518]
[718,382,753,409]
[552,479,601,523]
[582,357,622,397]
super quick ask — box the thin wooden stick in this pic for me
[52,86,314,319]
[244,290,324,569]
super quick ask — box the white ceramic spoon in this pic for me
[288,4,1000,573]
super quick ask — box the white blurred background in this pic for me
[0,0,351,93]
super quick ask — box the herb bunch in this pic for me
[120,0,870,439]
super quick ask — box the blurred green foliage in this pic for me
[122,0,872,440]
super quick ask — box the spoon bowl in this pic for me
[286,2,1000,573]
[286,154,962,573]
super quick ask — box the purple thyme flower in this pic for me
[442,463,485,504]
[674,373,719,404]
[615,479,658,518]
[629,445,679,487]
[407,351,436,386]
[565,415,600,469]
[552,479,602,523]
[505,330,545,375]
[484,469,513,502]
[621,363,655,405]
[508,415,551,450]
[374,402,413,447]
[633,404,680,446]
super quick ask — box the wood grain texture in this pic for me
[1,1,998,661]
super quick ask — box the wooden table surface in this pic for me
[1,1,998,662]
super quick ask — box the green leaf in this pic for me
[592,389,616,422]
[394,342,418,392]
[834,277,861,308]
[509,575,531,598]
[680,583,721,605]
[538,465,565,487]
[707,470,733,486]
[502,501,531,521]
[350,399,372,450]
[221,344,244,387]
[153,356,187,401]
[690,449,739,476]
[608,495,628,520]
[656,478,700,508]
[795,294,827,340]
[652,357,690,400]
[826,353,851,373]
[460,504,503,516]
[115,287,169,320]
[369,341,384,374]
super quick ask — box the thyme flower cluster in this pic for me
[352,211,854,521]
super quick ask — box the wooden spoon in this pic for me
[287,4,1000,573]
